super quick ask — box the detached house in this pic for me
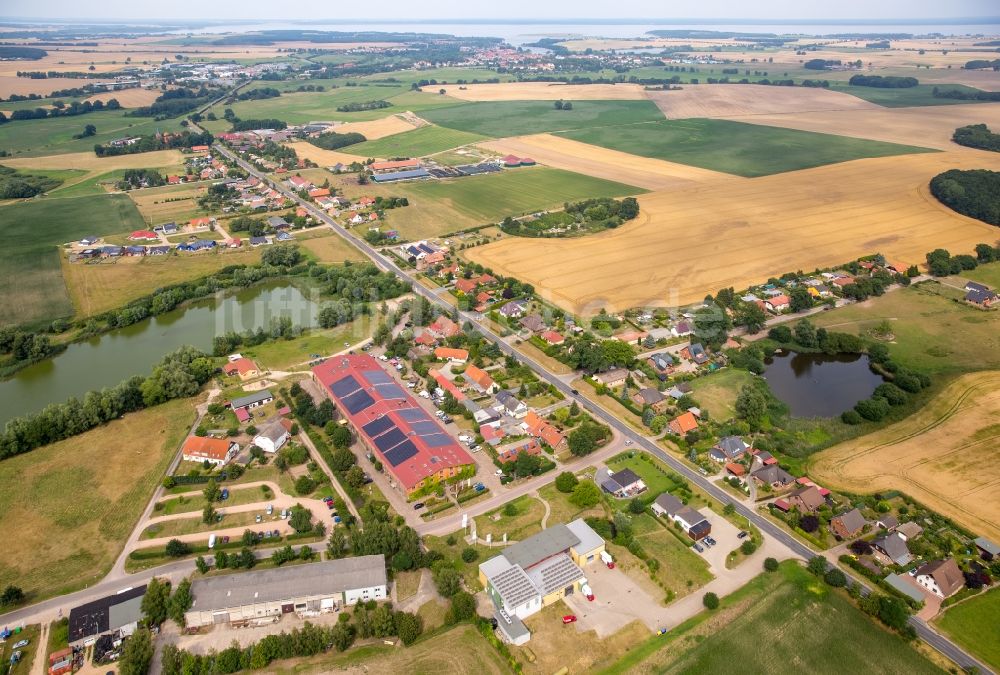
[709,436,748,463]
[519,314,546,333]
[830,508,867,539]
[464,364,498,394]
[680,343,709,365]
[182,437,239,467]
[668,411,699,436]
[786,485,826,513]
[599,468,646,498]
[632,387,668,412]
[434,347,469,363]
[751,464,795,489]
[651,493,711,541]
[495,391,528,418]
[223,357,260,381]
[872,532,912,567]
[253,420,291,454]
[592,368,628,388]
[915,559,964,599]
[765,295,790,313]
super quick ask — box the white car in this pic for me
[495,469,504,476]
[624,439,633,446]
[378,355,388,361]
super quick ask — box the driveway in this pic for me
[564,561,664,635]
[696,509,743,573]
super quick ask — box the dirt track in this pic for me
[810,371,1000,543]
[466,149,1000,314]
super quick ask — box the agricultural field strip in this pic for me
[466,149,1000,313]
[811,371,1000,542]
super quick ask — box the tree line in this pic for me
[848,74,918,88]
[310,130,367,150]
[129,86,222,119]
[232,87,281,102]
[335,100,392,113]
[94,130,214,157]
[933,86,1000,102]
[0,97,120,124]
[0,346,214,460]
[930,168,1000,226]
[0,165,64,199]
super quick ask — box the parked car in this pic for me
[495,469,504,476]
[570,389,579,395]
[737,531,749,540]
[333,515,342,523]
[255,514,262,523]
[705,536,717,546]
[12,640,28,649]
[413,502,425,510]
[266,504,273,515]
[10,651,21,664]
[220,488,229,500]
[562,615,577,624]
[624,440,632,446]
[693,543,705,553]
[473,483,486,492]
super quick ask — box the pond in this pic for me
[0,281,321,426]
[762,350,884,418]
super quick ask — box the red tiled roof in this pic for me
[430,369,466,401]
[313,355,473,492]
[464,364,494,391]
[541,330,564,345]
[182,436,233,461]
[129,230,158,240]
[371,159,420,171]
[223,357,258,376]
[669,411,699,435]
[308,188,330,198]
[455,278,478,293]
[434,347,469,361]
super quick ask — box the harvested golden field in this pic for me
[467,150,1000,314]
[811,371,1000,543]
[84,88,162,108]
[445,82,648,101]
[720,102,1000,150]
[62,248,263,317]
[1,149,186,172]
[329,114,418,139]
[0,76,103,97]
[478,134,739,191]
[646,84,878,119]
[285,140,366,166]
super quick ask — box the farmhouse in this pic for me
[231,390,274,412]
[708,436,749,463]
[599,467,646,498]
[914,559,964,599]
[592,368,628,388]
[830,508,868,539]
[964,282,997,307]
[181,437,240,467]
[651,493,711,540]
[68,585,146,647]
[434,347,469,363]
[253,420,291,454]
[312,355,475,495]
[223,357,260,381]
[185,556,387,628]
[479,519,604,645]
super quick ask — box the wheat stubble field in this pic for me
[467,149,1000,314]
[811,371,1000,543]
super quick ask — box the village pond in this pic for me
[0,281,321,425]
[762,350,884,418]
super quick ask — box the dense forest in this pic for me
[848,74,918,88]
[930,169,1000,226]
[952,124,1000,152]
[309,130,366,150]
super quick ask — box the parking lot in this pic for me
[692,509,744,573]
[563,561,664,636]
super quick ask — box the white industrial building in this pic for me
[185,556,387,628]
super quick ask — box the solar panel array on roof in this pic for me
[423,433,454,448]
[362,415,394,438]
[375,383,406,399]
[342,389,375,415]
[397,408,431,422]
[409,420,441,435]
[362,370,393,385]
[330,375,361,399]
[374,427,406,452]
[385,439,418,466]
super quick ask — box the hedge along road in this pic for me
[208,140,995,675]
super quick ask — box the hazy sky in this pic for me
[3,0,997,22]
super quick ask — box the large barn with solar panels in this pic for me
[312,354,476,496]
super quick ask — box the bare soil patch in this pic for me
[811,371,1000,542]
[477,134,739,191]
[467,150,1000,314]
[646,84,878,119]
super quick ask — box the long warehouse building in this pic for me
[312,354,475,496]
[184,556,387,628]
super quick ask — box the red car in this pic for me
[562,615,577,624]
[586,593,595,601]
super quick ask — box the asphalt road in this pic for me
[121,141,992,674]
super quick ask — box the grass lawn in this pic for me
[808,281,1000,375]
[634,523,712,598]
[342,125,488,158]
[140,509,264,540]
[423,532,491,592]
[423,99,665,138]
[299,231,365,263]
[61,247,263,318]
[0,193,145,327]
[0,397,195,602]
[284,623,509,675]
[558,118,935,177]
[603,562,943,675]
[474,494,545,543]
[689,368,757,421]
[538,483,606,526]
[397,166,644,224]
[963,261,1000,289]
[127,181,211,224]
[154,483,272,516]
[0,623,41,675]
[0,111,187,157]
[608,454,684,498]
[240,317,376,371]
[394,569,422,602]
[934,587,1000,671]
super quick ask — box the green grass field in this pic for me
[395,166,644,223]
[558,118,935,177]
[344,125,488,158]
[963,261,1000,289]
[605,562,942,675]
[422,99,665,138]
[808,281,1000,375]
[934,587,1000,671]
[0,111,187,157]
[0,397,194,602]
[689,368,757,420]
[0,193,146,327]
[828,82,990,107]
